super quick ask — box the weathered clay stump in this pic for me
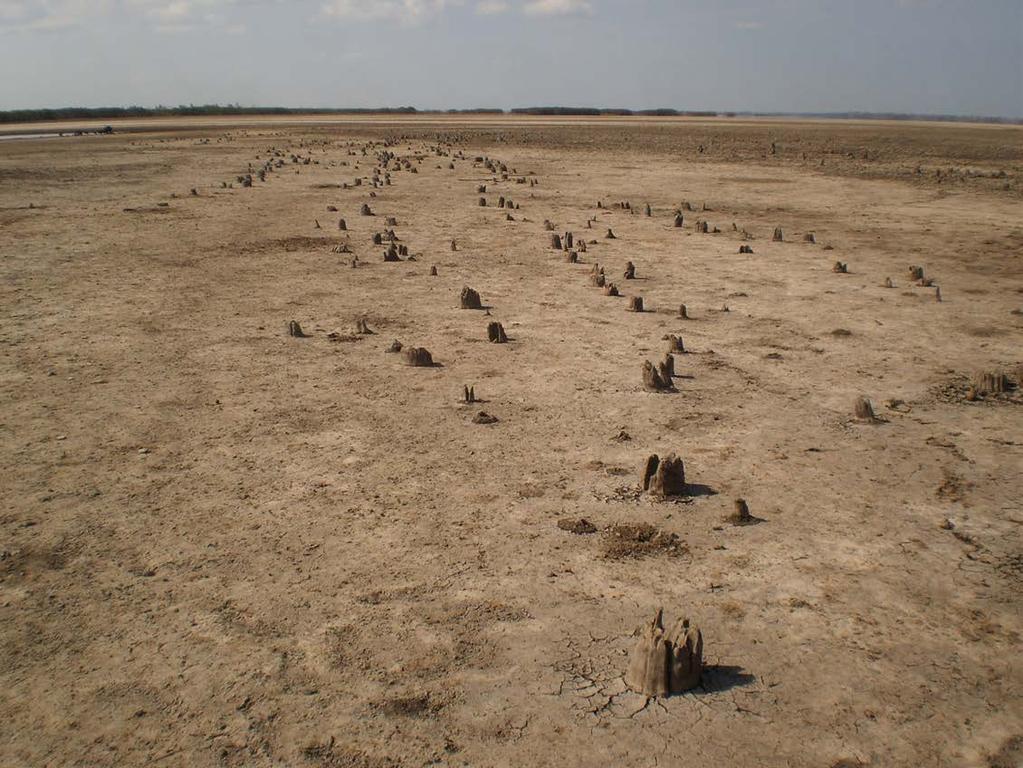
[551,233,563,250]
[773,227,784,242]
[479,197,487,207]
[430,265,438,276]
[678,304,689,319]
[624,261,636,279]
[460,286,483,310]
[472,411,498,424]
[642,453,686,497]
[565,251,579,263]
[338,218,347,230]
[625,609,703,697]
[385,340,402,353]
[803,232,816,244]
[383,244,400,262]
[355,317,373,334]
[673,213,685,228]
[565,232,574,249]
[579,241,587,253]
[739,245,754,254]
[606,228,617,239]
[402,347,434,367]
[908,265,924,281]
[487,321,508,343]
[667,335,685,353]
[833,261,848,273]
[628,296,644,312]
[604,283,620,297]
[463,385,476,404]
[288,320,307,338]
[361,203,373,216]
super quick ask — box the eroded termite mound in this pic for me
[604,283,620,297]
[355,317,373,334]
[833,261,849,273]
[287,320,307,338]
[430,265,438,276]
[626,609,703,697]
[727,498,761,526]
[606,228,617,239]
[678,304,689,319]
[803,232,816,244]
[460,286,483,310]
[383,243,400,262]
[624,261,636,279]
[973,371,1014,396]
[487,321,508,343]
[463,385,476,404]
[642,453,686,497]
[642,361,673,392]
[361,203,373,216]
[854,396,878,421]
[402,347,435,367]
[773,227,784,242]
[673,212,685,228]
[666,335,685,353]
[565,251,579,263]
[551,233,563,250]
[739,245,754,254]
[628,296,644,312]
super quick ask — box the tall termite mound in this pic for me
[625,609,703,697]
[642,453,687,497]
[402,347,434,367]
[460,286,483,310]
[487,321,508,343]
[854,396,878,421]
[642,361,673,392]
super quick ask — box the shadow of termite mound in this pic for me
[699,665,756,693]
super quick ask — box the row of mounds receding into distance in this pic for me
[189,131,1021,700]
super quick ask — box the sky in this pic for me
[0,0,1020,117]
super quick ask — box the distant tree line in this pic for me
[0,104,1016,125]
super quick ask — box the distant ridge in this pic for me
[1,105,1019,125]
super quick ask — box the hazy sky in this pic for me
[1,0,1020,116]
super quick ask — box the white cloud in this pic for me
[522,0,590,16]
[322,0,459,24]
[475,0,507,14]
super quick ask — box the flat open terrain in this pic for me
[1,116,1021,768]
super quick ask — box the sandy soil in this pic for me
[1,117,1021,768]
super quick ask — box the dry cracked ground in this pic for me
[1,117,1021,767]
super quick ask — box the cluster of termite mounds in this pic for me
[625,609,703,697]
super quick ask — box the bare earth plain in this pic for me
[1,116,1022,768]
